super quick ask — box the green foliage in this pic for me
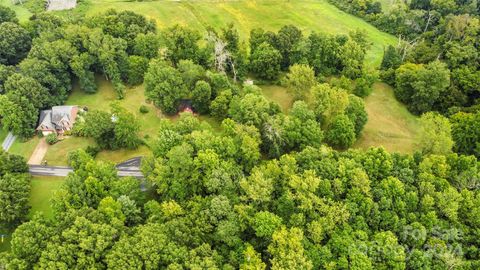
[210,89,233,119]
[252,211,283,238]
[418,112,454,155]
[0,6,18,24]
[0,22,31,65]
[139,105,149,114]
[0,151,30,228]
[381,45,402,71]
[228,92,279,128]
[450,111,480,158]
[133,32,160,59]
[268,227,313,270]
[325,114,356,149]
[45,133,59,145]
[83,102,141,150]
[192,80,212,114]
[164,24,201,65]
[127,55,149,85]
[144,59,187,114]
[395,61,450,114]
[282,64,316,100]
[345,95,368,136]
[250,42,282,80]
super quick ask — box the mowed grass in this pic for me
[0,176,66,252]
[8,136,40,160]
[43,136,95,165]
[354,83,420,153]
[29,176,66,219]
[55,0,396,66]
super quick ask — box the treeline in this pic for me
[0,150,30,230]
[2,116,480,268]
[144,60,367,154]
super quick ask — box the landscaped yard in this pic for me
[354,82,420,153]
[43,136,95,165]
[8,136,40,160]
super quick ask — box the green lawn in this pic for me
[0,127,8,143]
[0,176,66,252]
[29,176,66,219]
[354,82,420,153]
[8,136,39,160]
[43,136,95,166]
[53,0,396,66]
[260,85,294,113]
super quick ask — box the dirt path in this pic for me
[28,138,49,165]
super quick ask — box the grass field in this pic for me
[29,176,66,219]
[50,0,397,66]
[354,83,420,153]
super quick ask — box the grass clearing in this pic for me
[29,176,66,219]
[260,85,294,113]
[54,0,396,66]
[354,82,420,153]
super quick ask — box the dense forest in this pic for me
[0,1,479,269]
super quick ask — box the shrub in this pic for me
[139,105,149,114]
[45,133,58,145]
[85,145,100,158]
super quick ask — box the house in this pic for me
[37,106,79,135]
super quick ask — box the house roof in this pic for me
[37,106,78,131]
[38,110,55,131]
[51,106,76,124]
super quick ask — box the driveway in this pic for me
[28,138,48,165]
[1,132,16,151]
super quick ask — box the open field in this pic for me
[260,85,293,113]
[354,82,420,153]
[50,0,397,66]
[29,176,66,219]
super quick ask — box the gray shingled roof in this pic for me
[51,106,75,124]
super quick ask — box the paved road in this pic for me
[29,165,144,178]
[2,132,16,151]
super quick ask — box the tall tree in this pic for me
[144,60,187,114]
[0,22,31,65]
[282,64,316,100]
[418,112,454,155]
